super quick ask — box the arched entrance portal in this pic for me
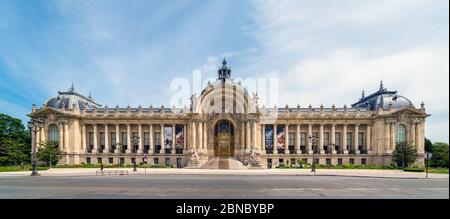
[214,120,234,157]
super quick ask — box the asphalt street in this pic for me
[0,175,448,199]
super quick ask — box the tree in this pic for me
[37,141,63,166]
[0,113,31,165]
[392,142,419,168]
[430,142,449,168]
[0,139,28,165]
[425,138,433,153]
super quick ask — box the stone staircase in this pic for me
[199,157,247,170]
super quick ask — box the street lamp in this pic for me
[131,133,140,172]
[308,134,318,175]
[28,118,44,176]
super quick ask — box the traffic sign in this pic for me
[424,152,432,160]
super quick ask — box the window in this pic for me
[144,132,149,145]
[302,158,307,164]
[279,159,284,166]
[291,159,296,167]
[100,132,105,151]
[108,157,113,164]
[396,125,407,144]
[155,132,161,146]
[154,158,159,165]
[300,132,306,146]
[346,133,352,149]
[324,132,330,146]
[165,158,171,166]
[110,132,116,146]
[349,158,354,164]
[337,158,343,165]
[326,158,331,165]
[361,158,367,165]
[88,132,94,150]
[48,124,59,143]
[335,132,341,147]
[120,157,124,165]
[288,132,295,146]
[121,132,128,146]
[358,132,364,147]
[86,157,91,164]
[131,158,136,164]
[97,157,102,164]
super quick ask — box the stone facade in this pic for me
[29,60,429,168]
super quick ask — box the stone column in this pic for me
[296,124,301,154]
[331,124,336,154]
[390,123,395,151]
[203,122,208,150]
[138,124,143,154]
[285,124,289,154]
[366,125,371,153]
[197,121,203,152]
[160,124,165,151]
[192,122,197,150]
[126,124,131,153]
[59,123,64,150]
[172,124,176,154]
[64,121,69,152]
[307,124,313,154]
[183,124,187,151]
[246,121,251,152]
[81,124,86,150]
[354,124,360,154]
[149,124,154,153]
[93,124,98,153]
[104,124,109,153]
[252,121,257,151]
[64,122,69,164]
[240,122,245,153]
[410,123,416,147]
[261,124,266,152]
[319,124,325,154]
[115,124,120,153]
[273,124,278,154]
[415,122,420,149]
[385,123,391,152]
[342,124,348,154]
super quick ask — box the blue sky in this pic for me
[0,0,448,142]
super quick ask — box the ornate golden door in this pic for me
[214,121,234,157]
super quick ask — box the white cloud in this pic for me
[246,0,449,142]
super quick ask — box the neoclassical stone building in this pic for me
[29,60,429,168]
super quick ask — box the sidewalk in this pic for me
[0,168,448,179]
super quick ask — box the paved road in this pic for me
[0,175,448,199]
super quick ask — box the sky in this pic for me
[0,0,448,143]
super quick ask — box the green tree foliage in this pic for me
[425,138,433,153]
[0,113,31,165]
[430,142,449,168]
[392,142,419,168]
[37,141,63,166]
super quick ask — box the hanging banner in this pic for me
[175,125,184,148]
[265,126,274,148]
[164,127,173,149]
[277,125,285,149]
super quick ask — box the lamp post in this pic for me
[28,118,44,176]
[131,133,140,172]
[308,134,318,175]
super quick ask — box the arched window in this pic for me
[48,124,59,143]
[396,125,407,144]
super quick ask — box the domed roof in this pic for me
[44,83,101,110]
[352,81,413,110]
